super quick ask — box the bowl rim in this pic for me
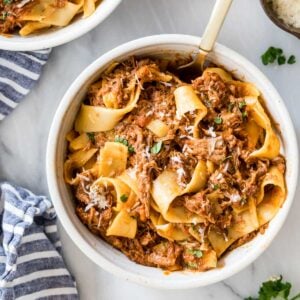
[46,34,299,289]
[260,0,300,39]
[0,0,122,51]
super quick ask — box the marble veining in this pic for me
[0,0,300,299]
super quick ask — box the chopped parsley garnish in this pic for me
[212,184,219,191]
[188,249,203,258]
[3,0,12,4]
[288,55,296,65]
[277,55,286,65]
[186,262,198,269]
[87,132,95,143]
[261,47,296,66]
[151,141,163,154]
[242,111,248,119]
[214,116,223,125]
[239,100,246,109]
[1,11,8,20]
[245,275,300,300]
[114,136,135,153]
[261,47,282,65]
[128,144,135,153]
[120,194,128,203]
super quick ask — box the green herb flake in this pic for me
[261,47,287,66]
[1,11,8,20]
[188,249,203,258]
[120,194,128,203]
[151,141,163,154]
[186,262,198,269]
[288,55,296,64]
[115,136,135,153]
[277,55,286,65]
[242,111,248,119]
[238,100,246,109]
[212,184,219,191]
[128,145,135,153]
[245,275,300,300]
[87,132,95,143]
[3,0,12,4]
[115,136,128,146]
[214,116,223,125]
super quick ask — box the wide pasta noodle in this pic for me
[92,177,137,238]
[97,142,128,177]
[75,86,141,132]
[256,166,286,225]
[151,161,207,223]
[245,96,280,159]
[208,197,259,257]
[174,85,207,138]
[64,148,98,184]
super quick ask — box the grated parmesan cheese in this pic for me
[171,155,182,163]
[17,0,31,8]
[85,185,109,212]
[207,126,216,138]
[143,145,151,160]
[185,126,194,135]
[230,193,241,203]
[272,0,300,28]
[176,168,186,188]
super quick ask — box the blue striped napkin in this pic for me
[0,182,78,299]
[0,49,50,120]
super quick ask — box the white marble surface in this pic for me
[1,0,300,299]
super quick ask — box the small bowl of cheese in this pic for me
[260,0,300,38]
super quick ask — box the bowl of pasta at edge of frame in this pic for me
[0,0,122,51]
[46,34,298,289]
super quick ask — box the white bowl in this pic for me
[0,0,121,51]
[46,34,298,289]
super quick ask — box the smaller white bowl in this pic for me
[46,34,298,289]
[0,0,121,51]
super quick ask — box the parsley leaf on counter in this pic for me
[245,276,300,300]
[261,47,296,66]
[278,55,286,65]
[288,55,296,65]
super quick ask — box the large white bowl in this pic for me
[0,0,121,51]
[46,34,298,289]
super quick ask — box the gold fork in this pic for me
[178,0,233,81]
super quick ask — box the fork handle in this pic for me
[200,0,233,53]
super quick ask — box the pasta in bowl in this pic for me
[64,58,286,272]
[0,0,121,50]
[47,35,298,288]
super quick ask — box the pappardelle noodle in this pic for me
[64,58,286,272]
[0,0,100,36]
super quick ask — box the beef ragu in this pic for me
[64,57,286,271]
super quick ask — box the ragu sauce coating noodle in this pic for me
[0,0,100,36]
[64,57,286,271]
